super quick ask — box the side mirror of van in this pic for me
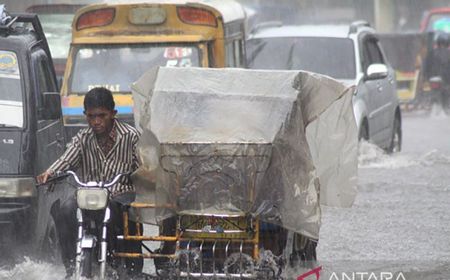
[41,92,62,120]
[365,64,388,80]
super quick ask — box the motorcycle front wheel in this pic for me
[79,248,93,278]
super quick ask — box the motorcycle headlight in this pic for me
[0,177,36,197]
[77,189,108,210]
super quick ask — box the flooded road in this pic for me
[318,109,450,279]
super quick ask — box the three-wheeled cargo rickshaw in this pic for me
[104,67,358,279]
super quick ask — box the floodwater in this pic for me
[318,108,450,280]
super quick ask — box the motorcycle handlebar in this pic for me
[36,172,70,187]
[39,170,130,189]
[104,172,128,187]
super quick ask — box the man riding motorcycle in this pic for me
[424,33,450,108]
[36,87,142,278]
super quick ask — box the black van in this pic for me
[0,11,65,257]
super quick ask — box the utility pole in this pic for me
[374,0,396,32]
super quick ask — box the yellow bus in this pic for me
[61,0,247,135]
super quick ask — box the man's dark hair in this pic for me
[84,87,115,111]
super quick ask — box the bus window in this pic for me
[70,44,201,94]
[234,39,245,67]
[208,43,215,67]
[225,39,245,68]
[225,41,235,67]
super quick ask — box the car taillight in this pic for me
[429,77,442,90]
[430,81,442,90]
[76,8,115,30]
[177,7,217,27]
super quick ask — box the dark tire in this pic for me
[80,248,93,278]
[290,233,317,265]
[387,116,402,154]
[259,222,287,256]
[358,120,369,141]
[155,218,177,277]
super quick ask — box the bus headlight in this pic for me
[77,189,109,210]
[0,177,36,197]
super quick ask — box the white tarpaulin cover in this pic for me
[131,67,357,239]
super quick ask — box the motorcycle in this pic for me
[40,170,134,279]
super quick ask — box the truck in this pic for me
[0,7,66,260]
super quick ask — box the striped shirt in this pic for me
[48,119,140,195]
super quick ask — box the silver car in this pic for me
[247,21,402,152]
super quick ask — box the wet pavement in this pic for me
[318,109,450,280]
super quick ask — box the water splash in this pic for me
[419,149,450,166]
[358,141,415,169]
[429,103,448,120]
[358,141,450,169]
[0,257,65,280]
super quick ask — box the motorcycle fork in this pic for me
[75,208,83,279]
[99,207,111,279]
[74,207,111,280]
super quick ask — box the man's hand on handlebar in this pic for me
[37,170,53,184]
